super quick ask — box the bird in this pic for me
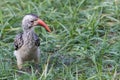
[14,14,51,69]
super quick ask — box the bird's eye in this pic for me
[31,21,34,23]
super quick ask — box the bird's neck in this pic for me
[23,29,36,49]
[23,29,35,39]
[24,29,33,34]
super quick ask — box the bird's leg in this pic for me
[34,49,40,71]
[16,57,23,70]
[34,57,39,70]
[33,52,40,75]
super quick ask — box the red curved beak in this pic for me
[37,19,51,32]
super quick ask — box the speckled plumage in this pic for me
[14,32,40,50]
[14,14,40,69]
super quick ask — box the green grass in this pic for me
[0,0,120,80]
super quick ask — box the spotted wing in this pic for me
[14,32,24,50]
[34,33,40,46]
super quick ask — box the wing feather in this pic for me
[14,32,24,50]
[34,33,40,46]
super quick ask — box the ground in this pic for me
[0,0,120,80]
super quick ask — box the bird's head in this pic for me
[22,14,51,32]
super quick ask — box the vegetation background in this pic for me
[0,0,120,80]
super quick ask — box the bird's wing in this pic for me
[34,33,40,46]
[14,32,24,50]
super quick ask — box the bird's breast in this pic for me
[16,45,38,61]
